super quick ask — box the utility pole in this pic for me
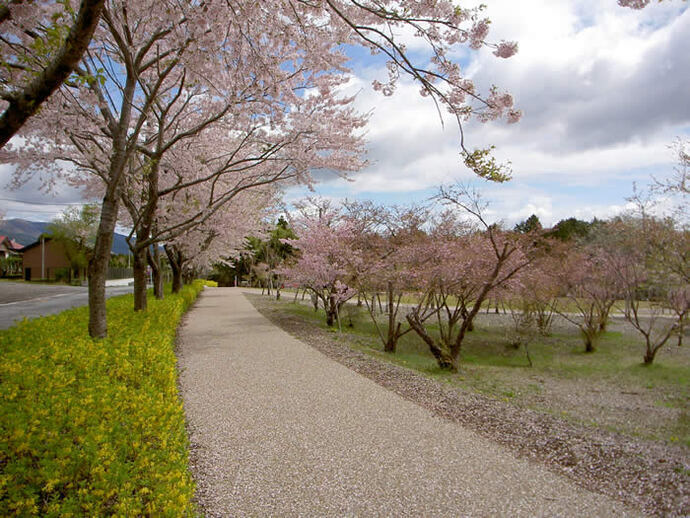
[41,236,45,280]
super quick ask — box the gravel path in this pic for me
[177,288,640,517]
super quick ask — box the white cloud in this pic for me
[302,0,689,223]
[0,163,89,221]
[3,1,688,227]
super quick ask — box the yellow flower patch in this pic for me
[0,282,205,516]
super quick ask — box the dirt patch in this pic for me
[248,293,689,517]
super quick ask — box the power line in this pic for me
[0,196,87,206]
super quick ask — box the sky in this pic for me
[1,0,689,229]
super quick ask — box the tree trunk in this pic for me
[326,294,339,327]
[384,284,399,353]
[171,266,182,293]
[326,309,336,327]
[384,325,401,354]
[132,246,148,311]
[87,55,138,338]
[147,246,163,300]
[165,245,183,294]
[88,192,119,338]
[407,313,457,372]
[461,305,474,331]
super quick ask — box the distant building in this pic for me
[21,237,85,282]
[0,235,23,257]
[0,235,24,276]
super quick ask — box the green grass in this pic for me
[0,282,204,516]
[284,288,664,315]
[277,298,690,446]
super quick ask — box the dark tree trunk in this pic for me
[383,283,400,353]
[678,321,684,347]
[407,313,457,372]
[325,294,340,327]
[165,245,183,294]
[171,267,182,293]
[132,246,148,311]
[147,246,163,300]
[582,331,596,353]
[383,327,400,354]
[326,311,335,327]
[461,305,474,331]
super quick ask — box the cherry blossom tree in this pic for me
[405,186,534,372]
[4,0,521,338]
[668,286,689,347]
[282,204,359,327]
[115,61,364,311]
[163,187,275,294]
[344,202,429,353]
[610,241,678,365]
[4,1,212,336]
[659,138,690,199]
[602,215,687,364]
[502,253,560,338]
[550,244,622,353]
[0,0,105,147]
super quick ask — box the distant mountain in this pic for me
[0,218,132,255]
[0,219,48,247]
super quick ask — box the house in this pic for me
[0,235,24,276]
[0,235,23,257]
[21,237,85,282]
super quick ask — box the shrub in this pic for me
[201,279,218,287]
[0,281,205,516]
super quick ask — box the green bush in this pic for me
[0,281,205,516]
[201,279,218,288]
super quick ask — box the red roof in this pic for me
[0,236,25,251]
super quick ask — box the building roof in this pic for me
[0,235,24,251]
[18,236,53,252]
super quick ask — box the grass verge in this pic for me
[0,281,205,516]
[274,296,690,447]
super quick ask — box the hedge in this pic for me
[0,281,204,516]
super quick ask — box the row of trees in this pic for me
[275,183,688,371]
[1,0,523,338]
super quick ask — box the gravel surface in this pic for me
[250,293,690,517]
[177,288,642,517]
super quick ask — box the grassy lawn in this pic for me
[274,297,690,447]
[0,282,206,516]
[284,288,668,314]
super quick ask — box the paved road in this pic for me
[0,281,132,329]
[177,288,640,517]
